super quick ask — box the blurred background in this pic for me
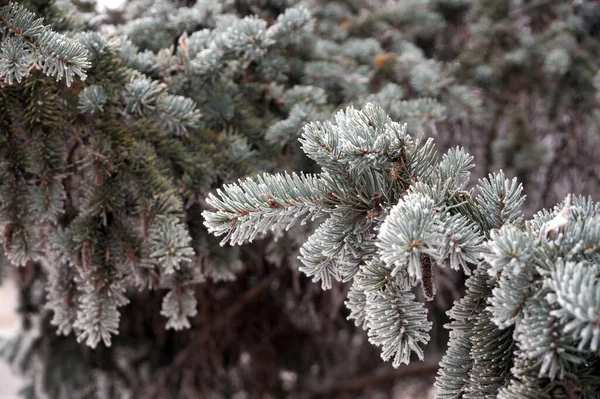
[0,281,21,399]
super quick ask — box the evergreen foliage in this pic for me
[206,102,600,397]
[0,0,599,398]
[0,2,91,86]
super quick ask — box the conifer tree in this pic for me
[1,0,599,398]
[0,0,461,396]
[205,102,600,398]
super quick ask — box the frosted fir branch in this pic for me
[342,38,383,64]
[203,104,502,373]
[78,85,107,114]
[346,283,369,330]
[390,98,446,123]
[547,260,600,352]
[435,212,484,274]
[298,219,343,290]
[364,83,405,112]
[476,171,526,231]
[444,85,483,116]
[266,5,315,47]
[436,147,474,193]
[73,274,129,349]
[484,226,534,276]
[189,46,223,83]
[408,137,437,184]
[436,262,495,395]
[203,172,329,246]
[280,85,328,109]
[354,259,411,293]
[202,102,600,382]
[435,317,475,397]
[155,94,202,137]
[0,3,91,86]
[30,179,66,224]
[299,104,411,178]
[220,16,273,63]
[3,223,41,267]
[220,132,257,166]
[0,2,45,37]
[297,211,375,290]
[76,31,120,59]
[161,286,198,330]
[488,265,537,329]
[122,77,166,115]
[378,193,439,282]
[149,216,195,275]
[366,289,432,367]
[410,59,443,96]
[36,30,90,86]
[0,36,31,84]
[46,263,78,336]
[515,297,580,381]
[466,309,515,398]
[265,103,319,146]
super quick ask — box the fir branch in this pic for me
[203,172,329,245]
[0,2,91,86]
